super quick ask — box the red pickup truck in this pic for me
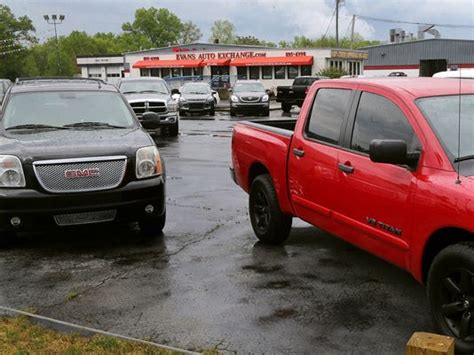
[231,78,474,351]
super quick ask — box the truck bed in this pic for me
[231,119,296,215]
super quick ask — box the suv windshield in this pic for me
[119,80,169,94]
[182,84,210,94]
[234,83,265,93]
[417,94,474,160]
[2,91,135,130]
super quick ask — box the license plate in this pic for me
[54,210,117,226]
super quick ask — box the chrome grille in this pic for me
[130,101,167,118]
[33,156,127,193]
[240,96,260,103]
[54,210,117,226]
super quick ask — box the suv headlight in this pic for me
[0,155,25,188]
[136,146,162,179]
[231,95,239,103]
[262,94,269,102]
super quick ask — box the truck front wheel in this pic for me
[428,242,474,354]
[249,174,292,245]
[168,121,179,137]
[281,103,292,113]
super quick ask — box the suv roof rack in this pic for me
[15,77,105,88]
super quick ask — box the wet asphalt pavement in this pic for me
[0,110,432,354]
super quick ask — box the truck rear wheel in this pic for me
[428,242,474,354]
[249,174,292,245]
[282,103,292,113]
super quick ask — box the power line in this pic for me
[355,14,474,29]
[322,7,336,39]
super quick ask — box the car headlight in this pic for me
[262,94,269,102]
[0,155,25,188]
[207,96,215,102]
[231,95,239,103]
[136,146,162,179]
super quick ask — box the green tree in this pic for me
[316,67,348,78]
[122,7,184,47]
[209,20,235,44]
[0,5,36,79]
[234,35,276,47]
[179,21,202,44]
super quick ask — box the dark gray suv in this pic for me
[230,80,269,117]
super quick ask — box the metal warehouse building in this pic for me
[362,38,474,77]
[121,42,368,90]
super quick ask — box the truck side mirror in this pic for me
[369,139,409,165]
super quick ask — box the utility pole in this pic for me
[43,14,65,75]
[350,14,356,49]
[335,0,344,48]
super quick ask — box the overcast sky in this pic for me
[4,0,474,44]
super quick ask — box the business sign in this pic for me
[331,50,368,60]
[176,51,267,60]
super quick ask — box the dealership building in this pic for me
[362,38,474,77]
[76,43,368,89]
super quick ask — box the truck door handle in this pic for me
[293,148,305,157]
[338,163,354,174]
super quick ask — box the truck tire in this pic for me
[249,174,292,245]
[168,121,179,137]
[282,103,292,113]
[139,212,166,237]
[262,109,270,117]
[427,242,474,354]
[209,105,215,116]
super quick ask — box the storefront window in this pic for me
[172,68,181,77]
[140,69,150,77]
[300,65,312,76]
[249,66,260,80]
[237,67,247,80]
[193,67,203,77]
[150,68,160,77]
[287,66,298,79]
[161,68,171,78]
[262,66,272,80]
[182,68,192,77]
[274,66,285,79]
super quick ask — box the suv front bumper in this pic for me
[231,102,269,113]
[0,177,165,232]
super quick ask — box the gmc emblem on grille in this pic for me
[64,168,100,179]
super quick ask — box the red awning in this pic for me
[203,58,231,66]
[133,59,204,69]
[231,56,313,66]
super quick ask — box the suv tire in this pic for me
[249,174,292,245]
[139,212,166,236]
[428,242,474,354]
[209,105,215,116]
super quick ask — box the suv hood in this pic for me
[124,93,169,103]
[0,128,153,164]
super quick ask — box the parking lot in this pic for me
[0,110,432,353]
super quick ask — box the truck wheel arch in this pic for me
[248,162,270,190]
[422,227,473,284]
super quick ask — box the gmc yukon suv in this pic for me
[231,78,474,352]
[0,78,166,242]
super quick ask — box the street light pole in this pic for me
[43,14,65,75]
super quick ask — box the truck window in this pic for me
[305,89,352,145]
[351,92,421,154]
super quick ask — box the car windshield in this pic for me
[181,84,210,94]
[2,91,135,130]
[119,80,169,94]
[233,83,265,93]
[417,94,474,159]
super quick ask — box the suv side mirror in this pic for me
[369,139,409,165]
[171,88,180,95]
